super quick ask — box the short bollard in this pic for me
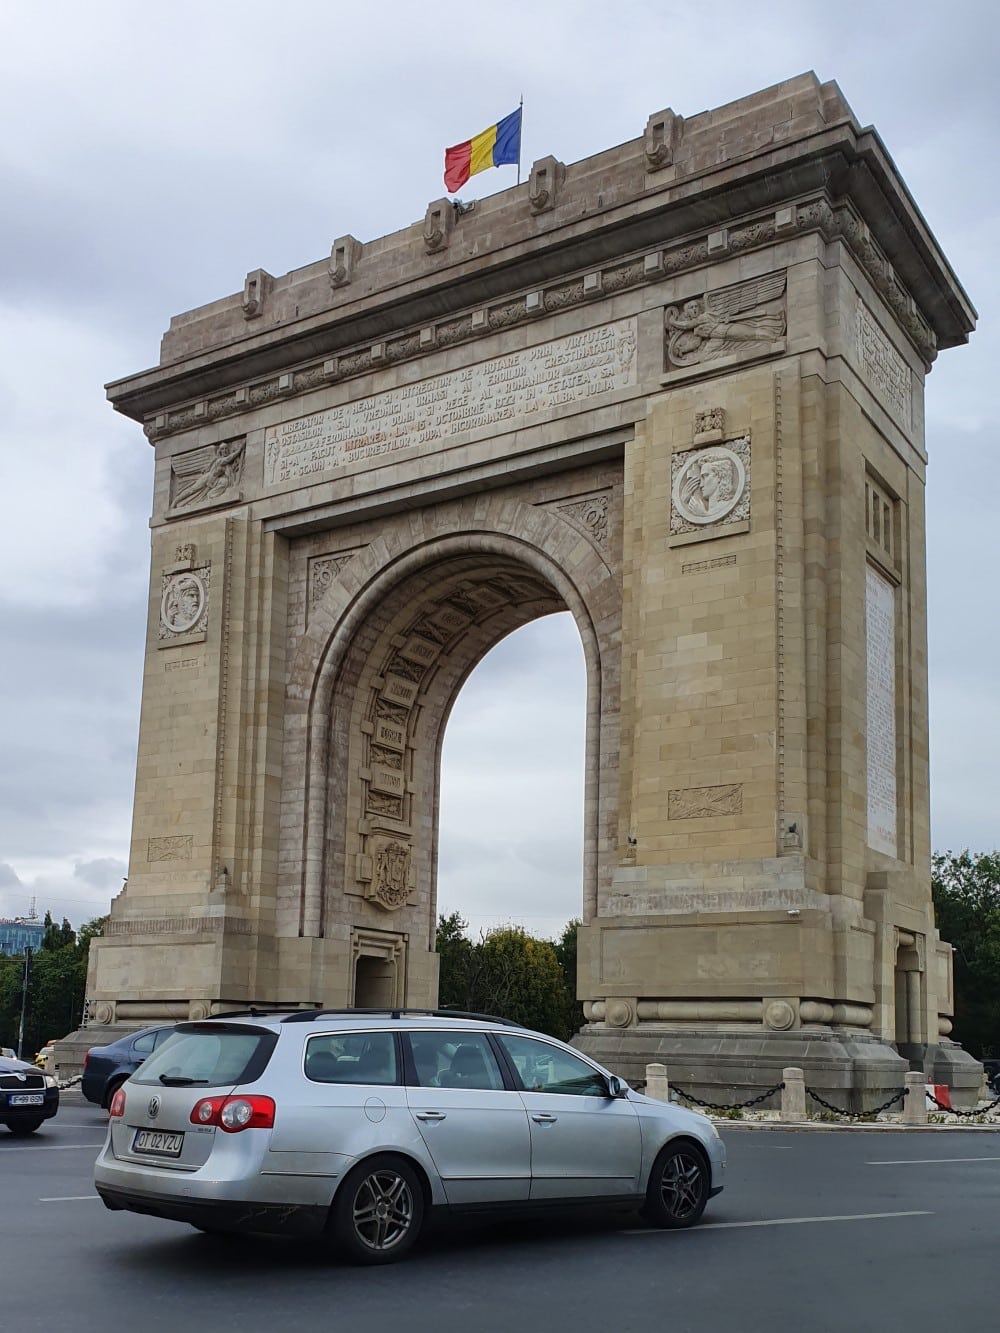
[780,1067,806,1121]
[902,1071,927,1125]
[645,1063,671,1103]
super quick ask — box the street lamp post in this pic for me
[16,946,32,1060]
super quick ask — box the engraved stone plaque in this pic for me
[856,302,912,429]
[263,319,638,487]
[866,565,897,855]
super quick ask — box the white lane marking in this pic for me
[0,1142,105,1152]
[623,1210,932,1234]
[39,1195,101,1202]
[867,1156,1000,1166]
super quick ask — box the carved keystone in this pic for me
[329,234,362,289]
[242,268,273,320]
[528,156,565,214]
[423,199,455,254]
[644,107,684,170]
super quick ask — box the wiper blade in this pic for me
[158,1075,208,1086]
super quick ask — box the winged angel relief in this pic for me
[664,272,786,369]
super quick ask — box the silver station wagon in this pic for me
[94,1010,725,1263]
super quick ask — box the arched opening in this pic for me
[289,508,620,1014]
[437,613,586,942]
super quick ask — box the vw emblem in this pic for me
[147,1095,161,1119]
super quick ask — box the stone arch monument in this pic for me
[79,74,979,1106]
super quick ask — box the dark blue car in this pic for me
[0,1052,59,1134]
[82,1026,175,1109]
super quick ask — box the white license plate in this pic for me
[132,1129,184,1157]
[9,1093,44,1106]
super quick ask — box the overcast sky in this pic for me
[1,1,996,940]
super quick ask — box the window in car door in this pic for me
[132,1031,158,1056]
[405,1031,505,1089]
[498,1034,609,1096]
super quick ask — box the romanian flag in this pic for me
[444,107,522,195]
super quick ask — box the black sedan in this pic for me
[0,1053,59,1135]
[81,1025,175,1109]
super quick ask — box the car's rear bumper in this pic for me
[95,1183,328,1237]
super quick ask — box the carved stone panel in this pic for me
[670,437,750,535]
[168,438,245,512]
[668,785,743,819]
[664,272,786,371]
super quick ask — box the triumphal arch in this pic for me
[82,75,979,1106]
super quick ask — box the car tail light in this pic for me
[83,1052,90,1070]
[109,1087,126,1118]
[189,1095,275,1133]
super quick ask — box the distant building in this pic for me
[0,919,45,957]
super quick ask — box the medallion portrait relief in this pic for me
[671,444,748,528]
[159,569,210,640]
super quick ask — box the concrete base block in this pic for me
[574,1024,911,1113]
[922,1041,983,1110]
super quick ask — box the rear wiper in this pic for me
[158,1075,209,1086]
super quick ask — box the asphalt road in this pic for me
[3,1092,999,1332]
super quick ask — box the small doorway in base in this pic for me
[351,929,405,1009]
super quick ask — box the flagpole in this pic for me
[517,93,523,185]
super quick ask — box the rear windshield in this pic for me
[130,1024,277,1088]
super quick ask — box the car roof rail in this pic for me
[280,1007,526,1027]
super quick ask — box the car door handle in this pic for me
[415,1111,447,1122]
[531,1113,558,1124]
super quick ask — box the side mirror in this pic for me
[606,1075,628,1099]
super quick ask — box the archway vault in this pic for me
[279,492,621,1007]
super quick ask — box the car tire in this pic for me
[103,1077,127,1111]
[640,1140,711,1229]
[6,1118,44,1136]
[332,1155,425,1265]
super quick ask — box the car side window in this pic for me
[405,1031,504,1091]
[151,1028,171,1049]
[304,1032,398,1085]
[498,1034,609,1098]
[132,1032,158,1055]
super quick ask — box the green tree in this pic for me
[435,911,475,1011]
[931,849,1000,1058]
[434,915,584,1041]
[553,918,584,1039]
[0,914,106,1057]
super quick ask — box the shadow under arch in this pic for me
[284,501,620,984]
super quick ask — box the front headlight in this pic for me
[44,1075,58,1089]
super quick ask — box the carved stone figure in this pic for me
[665,273,786,368]
[170,438,245,510]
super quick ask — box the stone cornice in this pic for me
[108,85,975,429]
[137,193,939,443]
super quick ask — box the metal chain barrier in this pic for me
[671,1082,785,1113]
[926,1090,1000,1118]
[806,1087,907,1119]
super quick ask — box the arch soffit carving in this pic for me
[291,495,617,727]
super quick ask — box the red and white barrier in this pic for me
[925,1082,952,1110]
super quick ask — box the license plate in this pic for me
[9,1093,44,1106]
[132,1129,183,1157]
